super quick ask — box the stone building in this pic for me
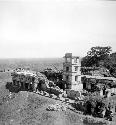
[63,53,82,91]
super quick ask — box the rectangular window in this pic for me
[66,58,71,62]
[75,66,78,71]
[75,76,78,81]
[66,76,69,81]
[66,67,69,72]
[74,58,77,63]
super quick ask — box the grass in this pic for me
[0,87,111,125]
[0,90,83,125]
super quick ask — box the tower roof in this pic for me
[64,53,80,58]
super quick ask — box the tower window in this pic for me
[75,66,78,71]
[66,67,69,72]
[66,76,69,81]
[66,58,71,62]
[74,58,77,63]
[75,76,78,81]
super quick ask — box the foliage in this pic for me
[82,46,112,67]
[81,46,116,77]
[83,93,110,117]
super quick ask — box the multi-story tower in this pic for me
[63,53,82,91]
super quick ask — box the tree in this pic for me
[82,46,112,67]
[106,52,116,77]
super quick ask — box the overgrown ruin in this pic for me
[4,53,116,124]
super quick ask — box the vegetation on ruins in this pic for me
[81,46,112,67]
[83,95,107,117]
[82,46,116,77]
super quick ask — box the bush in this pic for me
[5,82,20,93]
[83,116,108,125]
[83,94,108,117]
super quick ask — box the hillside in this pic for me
[0,90,84,125]
[0,71,83,125]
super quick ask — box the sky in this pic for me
[0,0,116,58]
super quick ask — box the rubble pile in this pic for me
[46,103,67,111]
[9,68,64,96]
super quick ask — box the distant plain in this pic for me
[0,58,63,72]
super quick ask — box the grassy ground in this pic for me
[0,90,84,125]
[0,72,83,125]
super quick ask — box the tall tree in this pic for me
[82,46,112,67]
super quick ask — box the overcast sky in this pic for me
[0,0,116,58]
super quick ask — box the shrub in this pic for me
[83,93,110,117]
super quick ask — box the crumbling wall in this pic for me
[66,89,81,100]
[9,69,64,97]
